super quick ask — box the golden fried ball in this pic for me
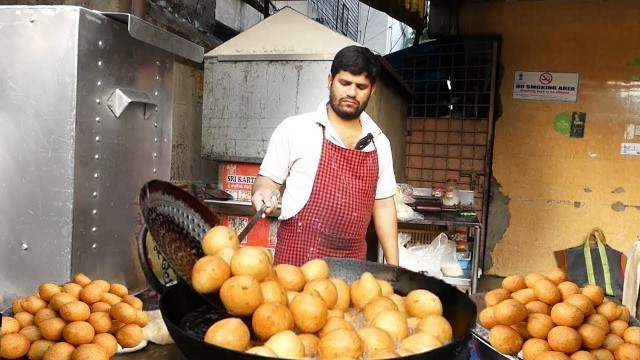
[357,327,394,353]
[71,344,109,360]
[90,302,111,313]
[494,299,528,326]
[417,314,453,343]
[511,288,537,305]
[582,285,605,306]
[34,308,58,326]
[485,288,511,307]
[602,333,625,353]
[110,302,137,324]
[609,319,629,338]
[547,326,582,354]
[502,275,527,293]
[0,332,31,359]
[526,300,551,315]
[39,317,68,341]
[27,339,55,360]
[533,279,563,305]
[122,294,143,310]
[525,273,547,288]
[613,343,640,360]
[546,268,568,285]
[87,312,112,334]
[19,324,43,342]
[538,351,571,360]
[89,280,111,293]
[100,292,122,306]
[577,323,606,350]
[522,338,551,360]
[596,301,621,322]
[49,292,78,311]
[251,302,295,341]
[569,350,597,360]
[73,273,92,287]
[622,326,640,346]
[60,301,91,322]
[14,311,35,328]
[565,293,596,316]
[526,313,555,339]
[584,313,610,334]
[192,255,231,294]
[589,348,614,360]
[42,341,75,360]
[317,328,364,360]
[550,302,584,328]
[22,296,48,314]
[79,284,104,305]
[108,283,129,298]
[62,283,84,298]
[116,324,144,348]
[38,283,62,301]
[63,321,96,346]
[1,316,21,335]
[488,325,523,355]
[479,306,499,329]
[557,281,581,300]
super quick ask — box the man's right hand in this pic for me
[251,176,281,216]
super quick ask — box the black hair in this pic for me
[330,45,380,85]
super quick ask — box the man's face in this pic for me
[328,70,376,120]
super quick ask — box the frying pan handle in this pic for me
[137,223,170,294]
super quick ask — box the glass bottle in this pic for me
[442,178,460,206]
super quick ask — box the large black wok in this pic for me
[138,180,477,360]
[158,257,476,360]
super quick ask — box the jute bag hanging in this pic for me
[554,228,626,298]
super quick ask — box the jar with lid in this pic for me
[431,185,444,198]
[442,178,460,206]
[454,230,468,253]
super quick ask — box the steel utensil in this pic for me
[138,180,228,312]
[237,190,279,241]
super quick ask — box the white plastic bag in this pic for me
[399,232,463,277]
[394,193,423,222]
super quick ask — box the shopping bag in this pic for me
[554,228,626,298]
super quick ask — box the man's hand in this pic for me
[251,176,281,216]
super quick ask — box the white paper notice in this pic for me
[621,143,640,155]
[513,71,579,102]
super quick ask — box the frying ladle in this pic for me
[138,180,232,313]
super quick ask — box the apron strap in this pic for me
[583,228,614,295]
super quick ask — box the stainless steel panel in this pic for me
[0,6,184,307]
[102,12,204,63]
[72,8,173,293]
[0,6,79,307]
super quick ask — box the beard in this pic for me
[328,88,369,120]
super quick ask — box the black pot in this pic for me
[159,257,476,360]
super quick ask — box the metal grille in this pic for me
[386,37,499,225]
[309,0,359,40]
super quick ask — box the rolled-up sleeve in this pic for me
[375,135,397,199]
[259,122,290,185]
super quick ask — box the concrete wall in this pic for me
[171,58,217,181]
[459,0,640,276]
[202,58,407,180]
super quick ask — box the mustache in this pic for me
[339,97,359,106]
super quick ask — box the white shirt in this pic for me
[259,100,397,220]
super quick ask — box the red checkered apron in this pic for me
[274,127,379,266]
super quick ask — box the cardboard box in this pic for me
[219,162,260,201]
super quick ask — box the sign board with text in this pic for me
[513,71,579,102]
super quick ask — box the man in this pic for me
[251,45,398,267]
